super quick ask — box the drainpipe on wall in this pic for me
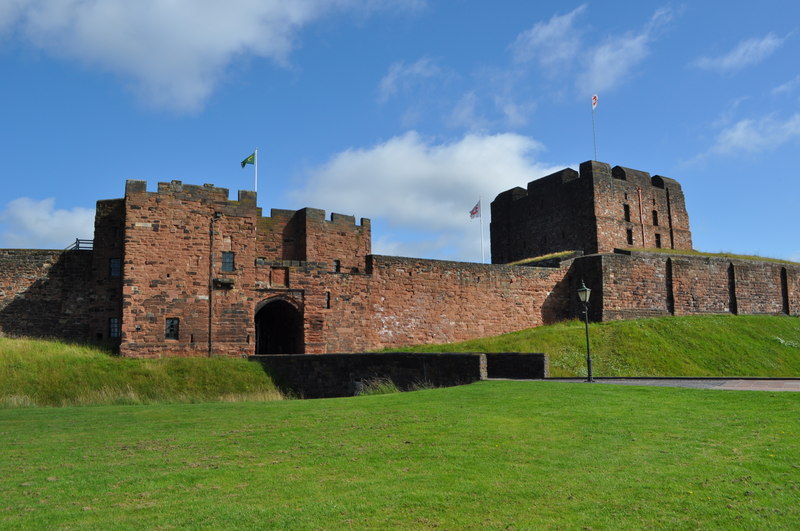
[209,212,221,357]
[666,188,675,249]
[637,186,646,248]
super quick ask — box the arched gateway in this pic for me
[255,298,304,354]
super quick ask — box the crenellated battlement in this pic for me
[494,163,681,208]
[125,179,258,208]
[294,207,370,228]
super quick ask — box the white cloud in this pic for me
[378,57,440,103]
[494,96,534,128]
[772,74,800,96]
[510,4,586,68]
[577,7,672,95]
[694,33,784,73]
[290,131,563,261]
[447,91,487,130]
[0,197,95,249]
[3,0,422,112]
[0,2,25,33]
[706,113,800,156]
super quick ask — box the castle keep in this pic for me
[491,161,692,262]
[1,161,797,357]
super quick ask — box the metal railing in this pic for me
[64,238,94,251]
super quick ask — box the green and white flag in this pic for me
[241,152,255,168]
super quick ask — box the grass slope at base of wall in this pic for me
[0,337,282,407]
[1,382,798,528]
[396,314,800,377]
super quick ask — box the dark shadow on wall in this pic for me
[541,256,604,324]
[249,352,487,398]
[541,272,573,325]
[0,251,96,343]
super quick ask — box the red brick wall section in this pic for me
[0,249,94,340]
[302,209,371,273]
[490,167,595,263]
[599,253,673,320]
[598,251,800,320]
[319,256,573,352]
[88,199,125,347]
[120,181,261,358]
[256,209,299,261]
[593,165,692,254]
[735,262,791,315]
[671,257,735,315]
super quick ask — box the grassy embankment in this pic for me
[396,314,800,378]
[2,314,799,408]
[2,381,798,528]
[0,337,281,407]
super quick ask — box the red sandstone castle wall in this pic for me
[117,180,374,358]
[319,256,573,352]
[598,253,673,320]
[598,251,799,321]
[88,199,125,346]
[490,168,596,264]
[590,163,692,254]
[120,181,261,358]
[302,210,371,273]
[1,174,796,359]
[0,249,94,340]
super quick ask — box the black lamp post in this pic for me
[577,280,594,383]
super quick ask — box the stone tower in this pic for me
[490,161,692,264]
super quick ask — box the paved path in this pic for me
[534,378,800,392]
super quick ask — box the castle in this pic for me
[0,160,797,357]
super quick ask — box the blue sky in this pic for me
[1,1,798,263]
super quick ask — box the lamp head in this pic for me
[577,279,591,303]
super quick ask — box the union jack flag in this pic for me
[469,201,481,219]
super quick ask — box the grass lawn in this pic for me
[397,314,800,378]
[0,337,282,407]
[2,381,799,529]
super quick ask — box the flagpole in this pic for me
[592,107,597,161]
[480,197,485,264]
[591,94,598,161]
[254,148,258,194]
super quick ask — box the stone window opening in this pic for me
[623,204,631,222]
[109,317,121,338]
[325,291,331,309]
[109,258,122,278]
[333,260,341,273]
[165,318,180,340]
[655,233,662,248]
[626,228,634,246]
[221,251,235,272]
[652,210,659,226]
